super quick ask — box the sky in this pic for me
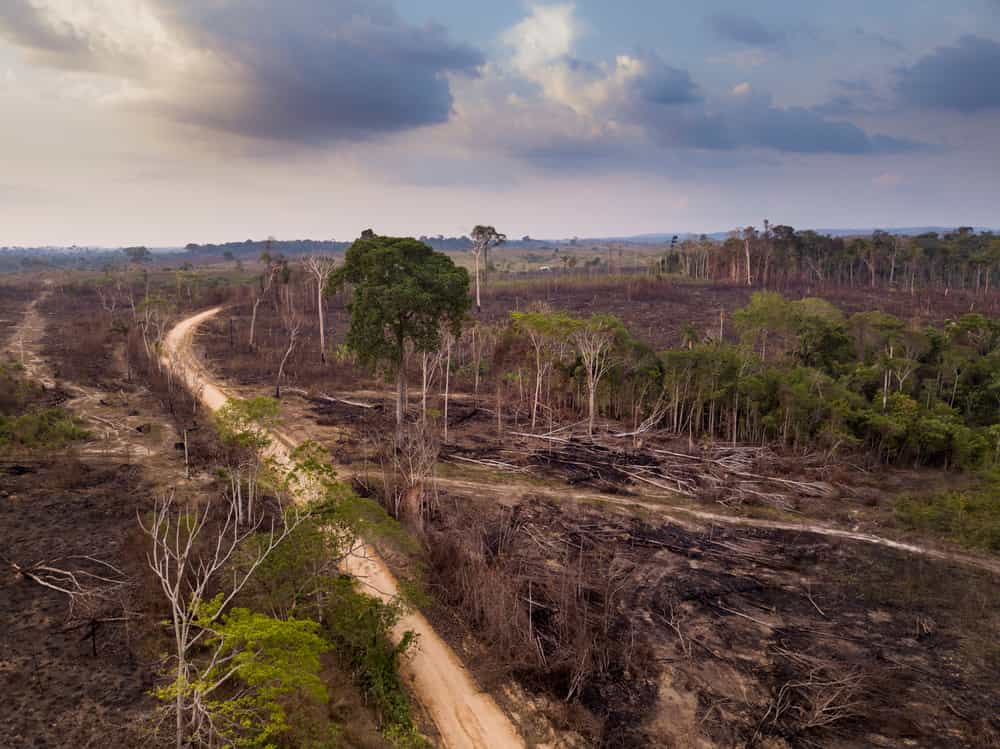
[1,1,998,246]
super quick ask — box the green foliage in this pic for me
[215,396,280,451]
[322,578,424,745]
[0,406,89,448]
[895,475,1000,552]
[0,363,87,448]
[332,234,470,374]
[510,309,580,341]
[192,603,334,749]
[650,292,1000,469]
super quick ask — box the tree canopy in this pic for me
[332,233,470,425]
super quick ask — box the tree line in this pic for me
[222,230,1000,471]
[660,225,1000,293]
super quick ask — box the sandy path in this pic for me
[162,308,526,749]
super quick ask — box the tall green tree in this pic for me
[333,232,470,427]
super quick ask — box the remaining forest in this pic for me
[1,224,998,749]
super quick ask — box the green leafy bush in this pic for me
[0,407,88,448]
[895,479,1000,552]
[322,577,425,746]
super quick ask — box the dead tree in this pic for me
[7,552,134,661]
[574,323,615,437]
[420,348,444,426]
[742,226,757,287]
[303,255,336,362]
[248,262,279,350]
[138,491,305,749]
[442,330,456,442]
[275,306,302,399]
[380,424,438,533]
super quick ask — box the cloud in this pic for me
[708,13,784,47]
[475,4,924,170]
[502,3,579,73]
[896,35,1000,111]
[638,88,920,155]
[0,0,483,143]
[629,55,701,106]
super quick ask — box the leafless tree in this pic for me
[742,226,757,286]
[275,306,302,399]
[380,424,438,532]
[442,330,456,442]
[303,255,336,362]
[248,261,279,350]
[574,323,615,437]
[420,348,444,426]
[138,491,306,749]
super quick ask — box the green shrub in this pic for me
[0,407,88,448]
[895,480,1000,552]
[322,577,426,747]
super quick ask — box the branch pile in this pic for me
[444,433,839,512]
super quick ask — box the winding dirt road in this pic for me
[162,308,526,749]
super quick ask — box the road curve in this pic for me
[162,307,526,749]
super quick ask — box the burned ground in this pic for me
[0,458,157,748]
[261,385,1000,747]
[423,493,999,748]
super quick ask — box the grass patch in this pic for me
[895,475,1000,553]
[0,362,88,449]
[0,407,88,448]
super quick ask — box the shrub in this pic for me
[895,479,1000,552]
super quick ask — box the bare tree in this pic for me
[574,321,616,437]
[470,225,506,311]
[442,330,457,442]
[303,255,336,362]
[420,348,444,426]
[380,423,438,532]
[138,491,306,749]
[275,306,302,399]
[248,256,279,350]
[742,226,757,286]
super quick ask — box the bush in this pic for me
[0,406,88,448]
[895,479,1000,552]
[322,577,425,746]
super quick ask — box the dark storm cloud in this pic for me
[674,105,916,154]
[0,0,484,143]
[630,55,702,105]
[896,35,1000,111]
[166,0,484,141]
[624,71,918,155]
[707,13,785,47]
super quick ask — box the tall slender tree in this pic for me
[304,255,336,362]
[470,225,506,311]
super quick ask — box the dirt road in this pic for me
[162,308,526,749]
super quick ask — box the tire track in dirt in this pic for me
[162,307,526,749]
